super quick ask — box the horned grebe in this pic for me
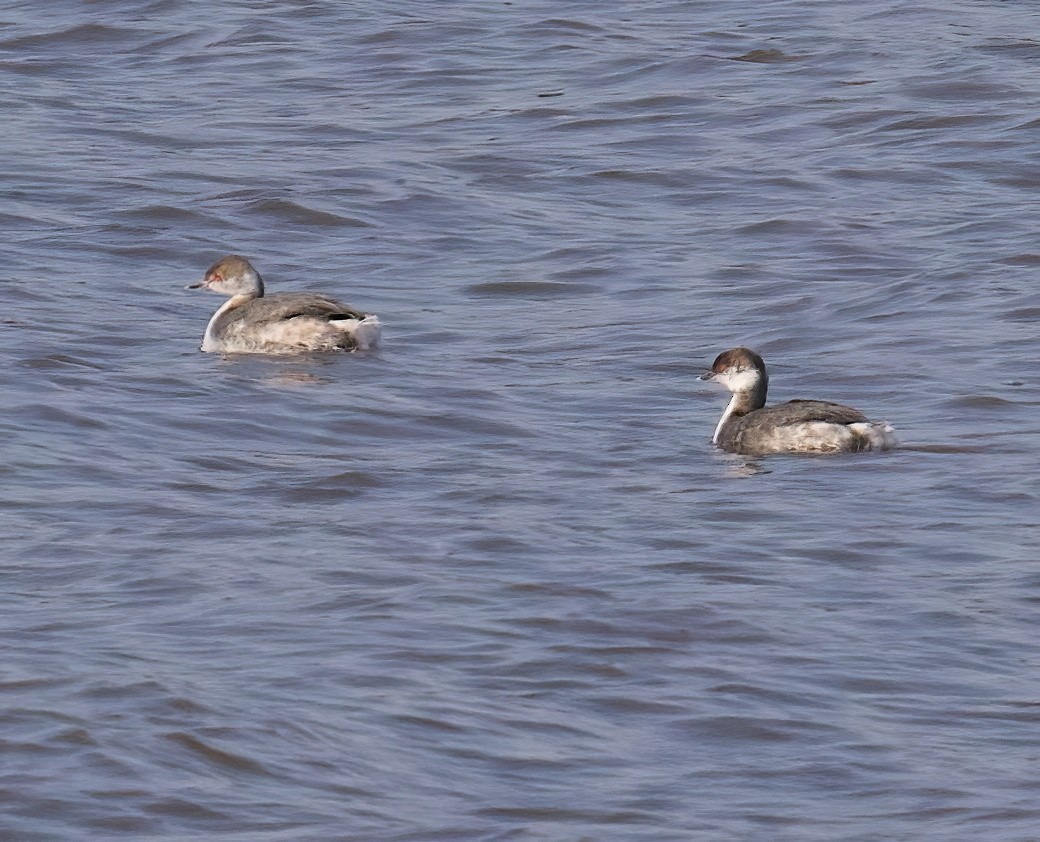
[700,347,897,455]
[188,255,380,354]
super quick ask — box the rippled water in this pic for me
[3,1,1040,839]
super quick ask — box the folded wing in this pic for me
[773,399,869,426]
[253,292,369,322]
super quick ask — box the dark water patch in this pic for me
[897,441,1001,457]
[0,677,72,694]
[586,696,686,715]
[995,253,1040,265]
[129,28,203,55]
[463,535,536,554]
[710,682,827,708]
[164,732,272,776]
[115,204,211,224]
[535,18,609,35]
[992,172,1040,189]
[51,726,99,747]
[0,209,46,230]
[392,713,466,734]
[505,104,570,121]
[0,23,145,51]
[902,80,1022,104]
[143,798,231,820]
[976,38,1040,59]
[673,715,843,743]
[735,217,823,235]
[615,93,700,112]
[547,266,610,283]
[507,582,612,600]
[548,113,677,132]
[0,58,68,74]
[819,107,908,132]
[880,114,1001,132]
[84,816,158,834]
[1003,306,1040,320]
[944,395,1018,409]
[464,279,599,298]
[248,198,373,228]
[274,472,381,503]
[415,411,533,439]
[204,27,294,50]
[727,48,806,63]
[12,403,108,431]
[591,168,694,188]
[19,353,107,371]
[475,807,654,828]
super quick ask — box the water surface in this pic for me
[2,1,1040,839]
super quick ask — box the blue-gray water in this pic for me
[3,1,1040,839]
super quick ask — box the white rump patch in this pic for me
[849,421,898,451]
[342,315,381,350]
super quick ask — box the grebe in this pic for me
[188,255,380,354]
[700,347,897,455]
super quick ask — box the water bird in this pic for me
[700,347,897,455]
[188,255,380,354]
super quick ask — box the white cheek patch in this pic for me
[714,368,759,391]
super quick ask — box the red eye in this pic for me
[211,273,223,282]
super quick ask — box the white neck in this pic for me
[713,394,740,443]
[201,295,249,352]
